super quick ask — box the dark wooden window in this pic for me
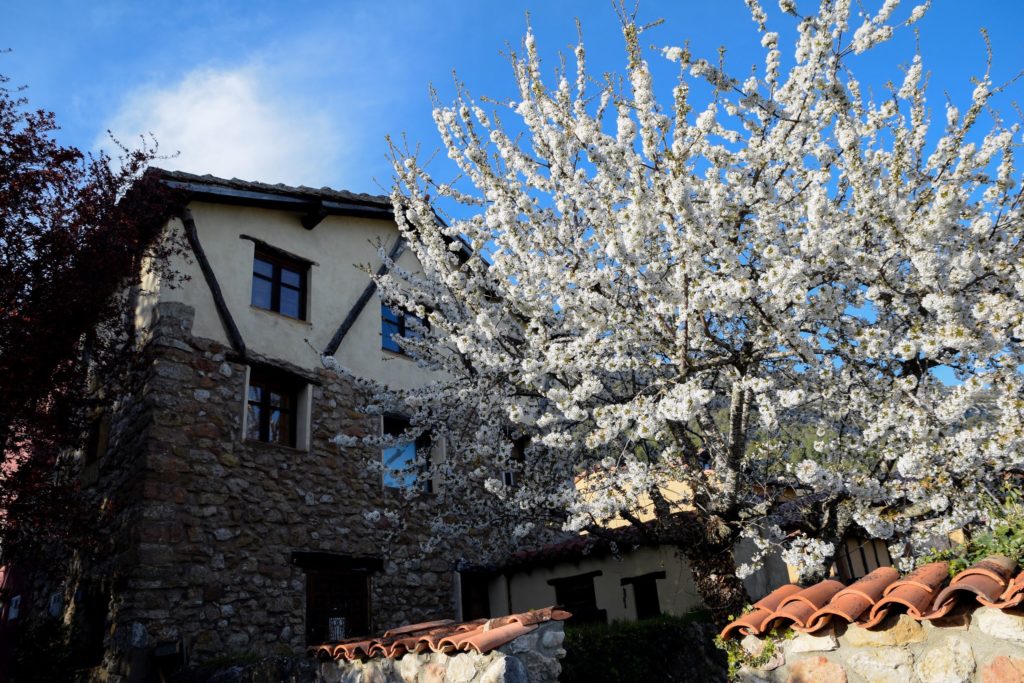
[304,569,371,644]
[621,571,665,620]
[292,552,380,644]
[502,436,528,488]
[381,304,424,354]
[459,571,492,621]
[84,413,110,466]
[246,368,300,447]
[382,414,431,492]
[548,571,605,624]
[72,581,110,668]
[252,249,307,319]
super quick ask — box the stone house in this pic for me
[55,170,468,680]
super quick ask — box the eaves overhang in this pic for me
[155,169,394,224]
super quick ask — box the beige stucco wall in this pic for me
[138,201,434,389]
[491,545,702,622]
[734,538,793,600]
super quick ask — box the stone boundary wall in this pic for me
[317,621,567,683]
[738,606,1024,682]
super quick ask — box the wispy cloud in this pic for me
[101,65,343,186]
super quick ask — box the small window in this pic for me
[47,592,63,618]
[8,595,20,621]
[381,304,424,354]
[304,569,370,644]
[459,571,492,621]
[502,436,528,489]
[621,571,665,620]
[548,571,605,624]
[246,368,302,447]
[252,249,307,319]
[84,413,111,465]
[382,414,431,492]
[292,553,379,644]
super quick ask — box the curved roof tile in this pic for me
[720,555,1021,640]
[311,606,571,662]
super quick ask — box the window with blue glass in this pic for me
[252,249,307,320]
[380,304,423,354]
[246,368,299,447]
[382,414,432,492]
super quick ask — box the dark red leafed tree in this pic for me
[0,73,181,562]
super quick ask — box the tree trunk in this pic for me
[669,512,749,626]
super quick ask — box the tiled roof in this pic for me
[500,534,629,571]
[720,555,1024,640]
[493,518,674,572]
[310,606,572,662]
[153,168,392,208]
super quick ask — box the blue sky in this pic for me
[3,1,1023,194]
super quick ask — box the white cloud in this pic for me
[102,65,342,186]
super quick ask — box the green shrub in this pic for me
[714,626,793,681]
[560,612,727,683]
[917,486,1024,575]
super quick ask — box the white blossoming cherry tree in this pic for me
[341,0,1024,621]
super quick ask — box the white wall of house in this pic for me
[491,545,703,622]
[136,200,435,390]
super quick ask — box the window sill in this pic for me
[381,348,415,360]
[382,485,435,497]
[243,437,310,454]
[251,305,313,326]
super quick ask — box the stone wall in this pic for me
[737,606,1024,682]
[86,302,461,679]
[317,621,567,683]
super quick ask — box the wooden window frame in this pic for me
[246,368,301,448]
[547,571,606,624]
[252,248,308,320]
[621,570,666,620]
[291,552,380,645]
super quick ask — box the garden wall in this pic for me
[737,606,1024,682]
[317,620,566,683]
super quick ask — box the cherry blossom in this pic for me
[336,0,1023,617]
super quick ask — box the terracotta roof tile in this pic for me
[720,555,1022,640]
[802,566,900,631]
[310,607,571,662]
[864,561,950,624]
[719,584,802,639]
[768,580,845,632]
[929,554,1017,616]
[991,570,1024,609]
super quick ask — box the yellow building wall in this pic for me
[491,545,702,622]
[137,201,435,389]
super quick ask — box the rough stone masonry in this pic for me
[82,301,462,679]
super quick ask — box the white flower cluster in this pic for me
[332,0,1024,590]
[781,537,837,581]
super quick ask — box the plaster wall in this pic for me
[137,201,433,390]
[498,545,702,623]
